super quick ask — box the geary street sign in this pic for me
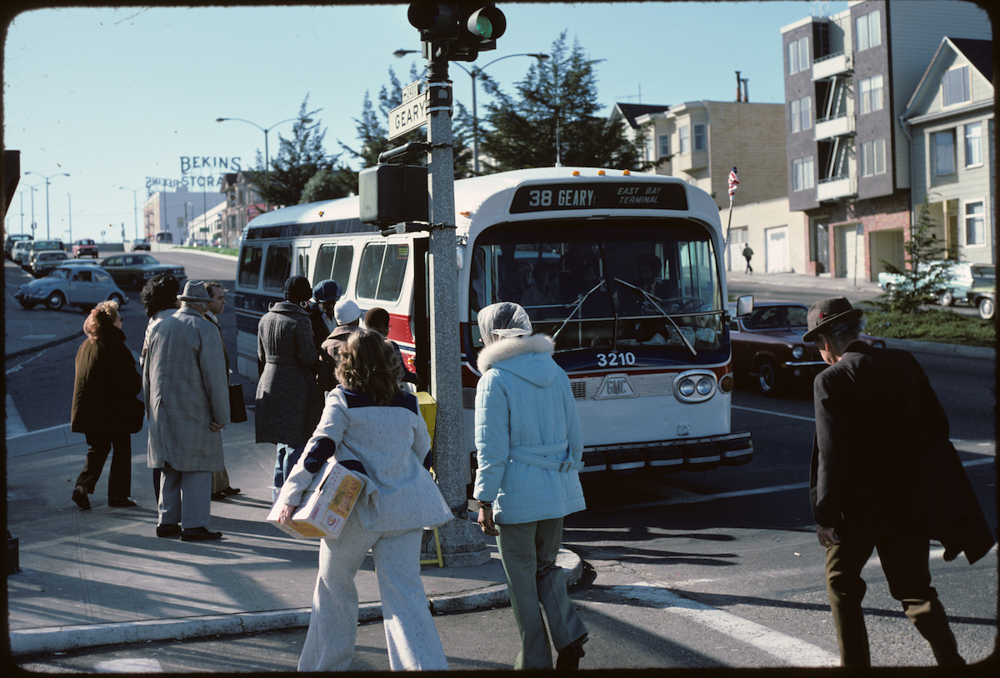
[389,82,427,140]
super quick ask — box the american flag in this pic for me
[728,167,740,198]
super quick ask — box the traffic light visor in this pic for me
[467,7,506,40]
[408,3,455,33]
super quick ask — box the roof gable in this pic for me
[903,37,994,121]
[611,102,668,129]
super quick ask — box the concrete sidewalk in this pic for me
[6,412,564,657]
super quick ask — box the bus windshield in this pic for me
[470,219,723,354]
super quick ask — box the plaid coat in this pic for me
[144,306,230,472]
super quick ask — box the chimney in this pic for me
[741,78,749,103]
[735,71,742,102]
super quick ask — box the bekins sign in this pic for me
[180,156,242,173]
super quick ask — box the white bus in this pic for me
[234,167,752,475]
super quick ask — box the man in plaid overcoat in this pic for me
[144,281,230,542]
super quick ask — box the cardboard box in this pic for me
[267,462,364,539]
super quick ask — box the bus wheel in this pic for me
[756,358,780,396]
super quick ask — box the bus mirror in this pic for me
[736,295,753,317]
[360,164,429,227]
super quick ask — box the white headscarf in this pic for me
[477,302,532,347]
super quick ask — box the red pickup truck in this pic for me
[72,239,99,258]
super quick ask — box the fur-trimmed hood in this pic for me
[477,333,557,387]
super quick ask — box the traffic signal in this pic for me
[456,4,506,58]
[407,3,505,62]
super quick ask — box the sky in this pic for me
[3,1,852,242]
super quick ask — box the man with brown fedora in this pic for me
[805,297,993,667]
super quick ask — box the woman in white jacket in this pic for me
[473,302,589,670]
[277,329,451,672]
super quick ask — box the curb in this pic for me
[8,548,582,657]
[883,337,995,359]
[4,328,85,360]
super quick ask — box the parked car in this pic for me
[99,253,186,290]
[31,250,70,277]
[11,240,32,265]
[966,280,995,321]
[72,238,100,258]
[131,238,151,251]
[5,233,32,260]
[14,263,128,311]
[878,261,995,306]
[21,239,65,271]
[729,301,886,396]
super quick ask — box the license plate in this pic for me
[594,374,637,400]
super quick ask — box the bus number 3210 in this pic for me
[596,351,636,367]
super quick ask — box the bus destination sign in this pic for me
[509,182,688,214]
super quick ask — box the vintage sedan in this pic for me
[72,238,100,258]
[729,301,886,396]
[99,253,186,290]
[14,263,128,311]
[966,280,995,320]
[31,250,70,277]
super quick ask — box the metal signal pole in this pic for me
[424,53,489,567]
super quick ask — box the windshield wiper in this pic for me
[614,278,697,357]
[552,279,606,342]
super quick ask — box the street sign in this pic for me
[388,93,428,140]
[402,80,421,103]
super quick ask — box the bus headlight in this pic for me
[673,370,717,403]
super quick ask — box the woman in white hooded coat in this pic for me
[473,301,589,670]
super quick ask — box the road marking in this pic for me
[5,394,26,438]
[613,582,839,667]
[733,405,815,422]
[609,458,993,513]
[94,658,163,673]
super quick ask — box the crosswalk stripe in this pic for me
[612,582,840,668]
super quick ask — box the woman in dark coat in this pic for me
[70,300,142,510]
[256,275,323,500]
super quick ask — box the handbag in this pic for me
[126,397,145,434]
[229,383,247,424]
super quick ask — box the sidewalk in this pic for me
[6,412,569,657]
[4,263,992,658]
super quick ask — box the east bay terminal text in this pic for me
[510,182,688,214]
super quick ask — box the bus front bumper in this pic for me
[579,431,752,474]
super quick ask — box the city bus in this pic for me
[233,167,752,476]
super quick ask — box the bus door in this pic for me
[410,235,430,390]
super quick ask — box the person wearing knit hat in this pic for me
[307,279,343,351]
[256,276,324,500]
[316,299,362,392]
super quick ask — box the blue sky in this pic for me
[3,2,849,242]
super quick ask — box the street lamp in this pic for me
[119,186,144,241]
[215,115,312,175]
[394,49,549,174]
[25,171,70,239]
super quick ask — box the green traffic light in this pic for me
[475,16,493,38]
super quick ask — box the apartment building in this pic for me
[781,0,990,281]
[612,99,795,271]
[901,37,994,266]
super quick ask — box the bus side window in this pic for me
[262,245,291,291]
[238,246,263,288]
[314,244,354,292]
[356,242,409,302]
[376,243,408,301]
[356,244,385,299]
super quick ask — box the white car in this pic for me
[878,261,995,306]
